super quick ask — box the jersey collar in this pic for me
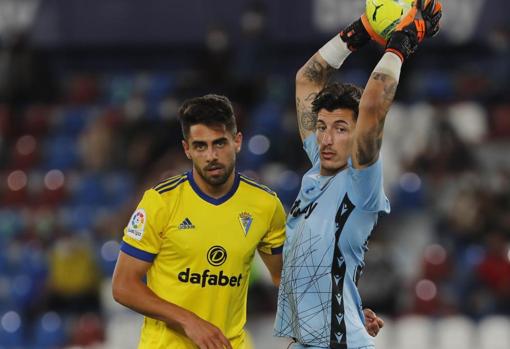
[187,171,240,206]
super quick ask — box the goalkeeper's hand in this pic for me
[385,5,420,62]
[340,18,371,52]
[409,0,443,43]
[384,0,442,61]
[418,0,442,38]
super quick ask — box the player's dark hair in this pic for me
[178,94,237,139]
[312,83,363,120]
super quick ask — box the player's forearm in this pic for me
[112,277,194,332]
[354,52,400,167]
[295,53,334,140]
[359,52,400,121]
[296,52,334,88]
[295,34,353,141]
[359,73,397,126]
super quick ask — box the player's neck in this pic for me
[320,164,347,176]
[192,169,236,199]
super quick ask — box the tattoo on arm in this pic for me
[371,72,398,115]
[302,58,335,85]
[356,72,398,166]
[356,119,384,166]
[296,95,317,132]
[296,57,335,138]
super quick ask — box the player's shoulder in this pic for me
[238,173,277,198]
[150,173,189,196]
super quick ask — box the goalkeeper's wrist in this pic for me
[374,52,402,82]
[385,48,404,63]
[318,35,351,69]
[385,30,407,63]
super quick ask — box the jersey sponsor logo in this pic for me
[178,217,195,230]
[177,245,242,288]
[126,209,146,241]
[238,212,253,236]
[207,246,227,266]
[289,199,317,219]
[178,268,242,288]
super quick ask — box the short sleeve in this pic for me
[348,156,391,213]
[258,196,286,255]
[121,189,167,262]
[303,134,320,166]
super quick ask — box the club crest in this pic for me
[238,212,253,236]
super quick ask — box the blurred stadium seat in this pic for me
[393,316,433,349]
[372,316,393,349]
[478,316,510,349]
[436,316,476,349]
[0,310,24,347]
[31,311,67,349]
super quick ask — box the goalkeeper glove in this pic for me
[418,0,442,38]
[385,6,420,62]
[339,18,371,51]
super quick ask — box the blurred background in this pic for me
[0,0,509,348]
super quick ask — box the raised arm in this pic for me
[295,54,334,141]
[352,1,442,169]
[295,19,372,142]
[352,54,400,169]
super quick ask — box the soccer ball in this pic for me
[363,0,415,42]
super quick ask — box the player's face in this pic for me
[316,108,356,176]
[182,124,242,187]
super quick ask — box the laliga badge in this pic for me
[126,208,146,241]
[239,212,253,236]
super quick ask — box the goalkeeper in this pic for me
[274,1,442,348]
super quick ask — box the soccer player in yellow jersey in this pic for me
[112,94,286,349]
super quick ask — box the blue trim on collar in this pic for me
[187,171,240,206]
[120,241,156,262]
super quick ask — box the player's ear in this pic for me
[182,139,191,159]
[234,132,242,153]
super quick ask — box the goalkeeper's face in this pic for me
[182,123,242,187]
[316,108,356,176]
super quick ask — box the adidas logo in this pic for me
[178,218,195,230]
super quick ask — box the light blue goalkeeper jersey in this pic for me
[274,135,390,349]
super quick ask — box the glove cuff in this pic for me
[385,30,418,62]
[385,48,404,63]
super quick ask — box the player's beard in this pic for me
[196,160,235,187]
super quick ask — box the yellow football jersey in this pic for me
[121,171,286,349]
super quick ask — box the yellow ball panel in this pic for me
[365,0,414,39]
